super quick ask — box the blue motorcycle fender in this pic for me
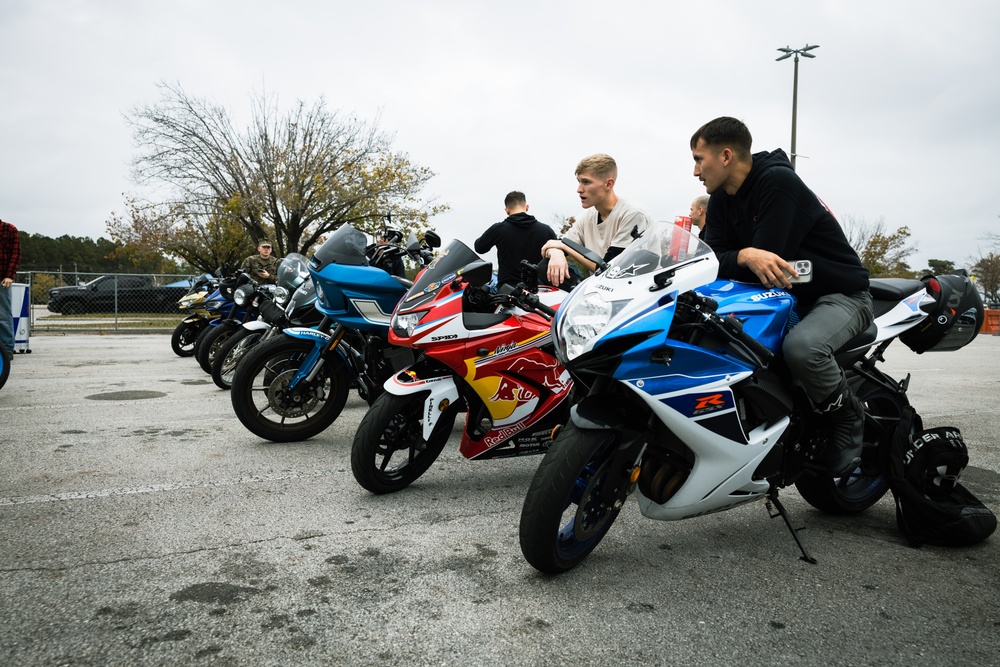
[384,368,460,441]
[282,327,331,344]
[570,393,647,431]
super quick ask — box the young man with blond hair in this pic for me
[541,154,652,286]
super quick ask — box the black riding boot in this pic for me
[817,379,864,476]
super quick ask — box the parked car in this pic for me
[47,275,190,314]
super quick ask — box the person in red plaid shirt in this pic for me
[0,217,22,355]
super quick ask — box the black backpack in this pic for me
[886,407,996,547]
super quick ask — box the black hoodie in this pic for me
[703,149,869,310]
[475,212,557,287]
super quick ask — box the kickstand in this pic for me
[765,491,818,564]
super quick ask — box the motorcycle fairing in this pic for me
[383,365,461,441]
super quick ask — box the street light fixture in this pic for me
[776,44,819,169]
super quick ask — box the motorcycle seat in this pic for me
[869,278,925,301]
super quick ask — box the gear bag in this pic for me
[886,407,996,547]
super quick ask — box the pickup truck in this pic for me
[47,275,190,315]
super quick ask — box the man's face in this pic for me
[689,201,705,226]
[259,244,272,257]
[692,139,727,195]
[576,171,611,210]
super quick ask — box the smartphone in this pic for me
[785,260,813,284]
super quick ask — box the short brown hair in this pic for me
[690,117,752,159]
[504,191,526,209]
[575,154,617,180]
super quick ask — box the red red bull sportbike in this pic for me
[350,240,575,493]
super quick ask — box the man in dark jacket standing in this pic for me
[475,191,556,287]
[691,116,873,476]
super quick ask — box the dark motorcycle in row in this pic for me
[210,253,321,390]
[229,225,439,442]
[518,221,984,573]
[170,272,221,357]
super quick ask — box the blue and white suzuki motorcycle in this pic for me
[519,221,983,573]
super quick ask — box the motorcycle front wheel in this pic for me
[795,380,910,514]
[230,337,350,442]
[196,321,241,375]
[350,391,458,494]
[171,318,208,357]
[211,328,266,390]
[519,422,625,574]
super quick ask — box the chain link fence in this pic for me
[15,271,195,335]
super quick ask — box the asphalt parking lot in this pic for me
[1,332,998,666]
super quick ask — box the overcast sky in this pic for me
[2,0,999,272]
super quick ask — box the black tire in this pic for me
[795,380,910,514]
[171,319,208,357]
[196,321,241,375]
[211,328,265,389]
[350,391,458,494]
[61,300,84,315]
[192,321,218,360]
[519,422,627,574]
[230,336,350,442]
[0,348,10,391]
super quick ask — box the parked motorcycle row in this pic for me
[170,220,986,574]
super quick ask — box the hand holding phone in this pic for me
[784,260,813,284]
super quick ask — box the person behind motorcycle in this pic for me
[366,227,407,278]
[242,241,281,285]
[474,191,556,288]
[541,153,653,287]
[690,116,873,476]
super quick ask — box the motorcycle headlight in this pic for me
[392,311,426,338]
[178,298,195,309]
[559,292,631,360]
[233,285,254,306]
[272,286,290,306]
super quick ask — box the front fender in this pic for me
[384,359,459,440]
[283,326,331,344]
[241,320,272,332]
[570,392,648,431]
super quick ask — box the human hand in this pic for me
[736,248,796,289]
[546,249,570,286]
[1,278,11,289]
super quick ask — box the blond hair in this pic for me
[575,154,617,180]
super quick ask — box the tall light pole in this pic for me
[776,44,819,169]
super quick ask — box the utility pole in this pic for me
[776,44,819,169]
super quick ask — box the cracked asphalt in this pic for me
[1,333,998,666]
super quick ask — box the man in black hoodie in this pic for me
[691,116,873,476]
[475,191,557,288]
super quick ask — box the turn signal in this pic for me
[629,466,641,484]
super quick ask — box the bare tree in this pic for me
[971,252,1000,304]
[115,82,447,259]
[841,215,918,278]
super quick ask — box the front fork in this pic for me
[381,358,461,440]
[281,322,348,390]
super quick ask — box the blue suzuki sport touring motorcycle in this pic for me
[518,221,984,573]
[229,224,440,442]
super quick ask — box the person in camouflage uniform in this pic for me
[242,241,281,284]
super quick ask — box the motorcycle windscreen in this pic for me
[400,239,491,307]
[603,221,715,280]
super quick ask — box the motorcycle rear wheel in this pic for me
[795,380,909,514]
[350,391,457,494]
[211,328,266,390]
[519,422,624,574]
[197,321,241,375]
[230,337,349,442]
[171,318,208,357]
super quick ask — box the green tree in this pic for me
[842,215,917,278]
[971,252,1000,304]
[119,82,448,259]
[924,259,956,276]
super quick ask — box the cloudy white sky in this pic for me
[2,0,999,272]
